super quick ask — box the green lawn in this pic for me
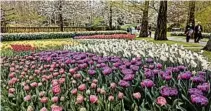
[135,37,202,47]
[135,37,211,61]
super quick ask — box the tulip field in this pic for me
[1,34,211,111]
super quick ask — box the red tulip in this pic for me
[71,88,78,95]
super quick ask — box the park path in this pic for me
[168,36,207,47]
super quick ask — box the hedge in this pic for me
[1,31,127,41]
[170,32,211,38]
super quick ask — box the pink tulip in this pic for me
[78,84,86,91]
[24,95,31,101]
[71,89,77,95]
[39,91,45,97]
[133,92,141,99]
[53,72,59,77]
[69,68,76,74]
[110,83,117,89]
[9,72,15,78]
[10,67,15,72]
[59,69,65,74]
[118,92,124,100]
[59,78,65,84]
[30,82,38,88]
[51,105,63,111]
[100,89,106,95]
[97,88,101,93]
[108,95,114,102]
[24,85,30,91]
[74,74,81,79]
[8,88,15,93]
[40,97,48,103]
[40,107,48,111]
[51,96,59,103]
[156,96,167,106]
[91,83,97,89]
[52,85,61,95]
[90,95,98,104]
[52,80,59,86]
[92,79,98,84]
[76,94,84,104]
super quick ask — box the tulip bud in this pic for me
[108,95,114,102]
[118,92,124,100]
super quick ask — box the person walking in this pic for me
[148,25,152,37]
[185,23,194,42]
[194,22,203,43]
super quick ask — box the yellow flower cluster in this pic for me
[1,39,78,51]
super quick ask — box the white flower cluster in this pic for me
[64,39,210,70]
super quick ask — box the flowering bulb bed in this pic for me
[1,50,211,111]
[65,39,210,70]
[74,34,135,40]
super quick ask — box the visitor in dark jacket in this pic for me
[185,23,194,42]
[194,22,203,43]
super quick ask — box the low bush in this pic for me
[1,31,127,41]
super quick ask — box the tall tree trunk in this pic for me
[109,4,112,30]
[139,1,149,37]
[187,1,195,27]
[203,37,211,51]
[58,0,63,32]
[154,1,168,40]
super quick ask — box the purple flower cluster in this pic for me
[160,86,178,97]
[191,94,208,106]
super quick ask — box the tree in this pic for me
[109,3,112,29]
[203,37,211,51]
[154,1,168,40]
[187,1,195,26]
[58,0,63,31]
[139,1,149,37]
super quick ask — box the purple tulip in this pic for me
[146,58,153,63]
[156,63,162,69]
[191,94,208,106]
[177,66,186,71]
[88,70,96,76]
[102,67,112,75]
[197,83,210,92]
[121,69,133,75]
[178,71,192,80]
[118,80,130,88]
[144,70,153,79]
[160,86,178,97]
[190,76,205,83]
[130,65,139,71]
[123,74,134,81]
[140,79,154,88]
[188,88,203,95]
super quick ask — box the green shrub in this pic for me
[1,31,127,41]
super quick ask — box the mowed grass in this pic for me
[135,37,202,47]
[135,37,211,61]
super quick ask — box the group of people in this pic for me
[185,22,203,43]
[127,25,152,37]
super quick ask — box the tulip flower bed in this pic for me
[1,50,211,111]
[74,34,135,40]
[1,39,78,57]
[65,39,211,70]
